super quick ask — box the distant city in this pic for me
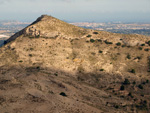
[71,22,150,36]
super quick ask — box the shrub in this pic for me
[87,35,92,37]
[36,66,40,70]
[148,57,150,72]
[114,105,119,109]
[128,92,134,98]
[144,48,149,51]
[90,39,95,43]
[123,78,130,85]
[138,47,143,50]
[137,56,141,60]
[35,35,40,38]
[130,69,135,73]
[54,73,58,76]
[141,44,145,46]
[29,54,32,57]
[127,54,131,59]
[116,42,121,46]
[132,81,136,85]
[147,40,150,46]
[60,92,67,97]
[138,84,143,89]
[146,80,149,83]
[30,48,34,51]
[93,32,98,34]
[19,60,23,63]
[97,39,102,42]
[104,40,113,44]
[99,50,103,53]
[122,45,126,47]
[100,69,104,71]
[120,85,125,90]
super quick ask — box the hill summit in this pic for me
[6,15,88,43]
[0,15,150,113]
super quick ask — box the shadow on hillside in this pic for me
[0,65,149,112]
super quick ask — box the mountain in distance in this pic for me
[0,15,150,113]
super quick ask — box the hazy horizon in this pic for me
[0,0,150,23]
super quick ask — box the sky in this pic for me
[0,0,150,22]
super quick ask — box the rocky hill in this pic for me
[0,15,150,113]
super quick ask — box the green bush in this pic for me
[29,54,32,57]
[104,40,113,44]
[128,92,134,98]
[60,92,67,97]
[122,45,126,47]
[123,78,130,85]
[147,40,150,46]
[120,85,125,90]
[87,35,92,37]
[146,80,149,83]
[144,48,149,51]
[137,56,141,60]
[100,69,104,71]
[35,35,40,38]
[99,50,103,53]
[90,39,95,43]
[138,47,143,50]
[132,81,136,85]
[141,44,145,46]
[116,42,121,46]
[19,60,23,62]
[97,39,102,42]
[127,54,131,59]
[93,32,98,34]
[138,84,143,89]
[130,69,135,73]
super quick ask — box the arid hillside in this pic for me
[0,15,150,113]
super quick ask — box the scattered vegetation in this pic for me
[35,35,40,38]
[120,85,125,90]
[97,39,102,42]
[132,81,136,85]
[30,48,34,51]
[36,66,40,70]
[122,45,126,47]
[136,56,142,60]
[60,92,67,97]
[93,32,98,34]
[138,47,143,50]
[29,54,33,57]
[100,69,104,71]
[147,40,150,46]
[138,84,143,89]
[123,78,130,85]
[54,73,58,76]
[90,39,95,43]
[148,56,150,72]
[128,92,134,98]
[87,35,92,37]
[130,69,135,73]
[126,54,131,59]
[18,60,23,63]
[99,50,103,53]
[104,40,113,44]
[141,44,145,46]
[116,42,121,46]
[144,48,149,51]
